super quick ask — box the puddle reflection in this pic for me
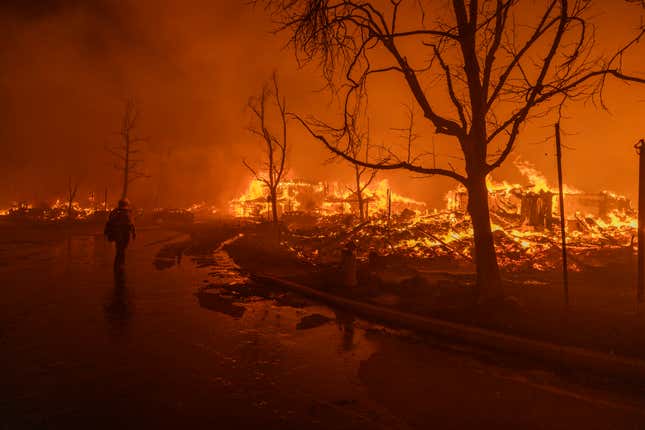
[104,267,132,337]
[334,310,356,352]
[196,289,247,318]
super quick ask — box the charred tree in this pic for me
[344,108,377,221]
[66,176,79,219]
[244,73,289,225]
[258,0,645,300]
[107,99,149,200]
[352,153,377,221]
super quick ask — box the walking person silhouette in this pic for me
[104,199,136,270]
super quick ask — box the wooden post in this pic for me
[555,123,569,306]
[387,189,392,224]
[636,139,645,303]
[266,196,271,222]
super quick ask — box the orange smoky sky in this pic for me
[1,0,644,209]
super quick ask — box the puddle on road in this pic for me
[5,228,523,429]
[207,234,249,286]
[150,232,411,367]
[195,234,272,319]
[192,234,367,339]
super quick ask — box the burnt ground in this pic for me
[214,222,645,362]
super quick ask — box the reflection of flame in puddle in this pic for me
[208,234,249,286]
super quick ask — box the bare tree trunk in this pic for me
[467,173,503,299]
[122,136,130,199]
[355,166,364,221]
[270,188,279,225]
[244,74,288,228]
[67,176,78,220]
[110,100,147,201]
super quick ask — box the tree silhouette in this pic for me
[258,0,645,298]
[244,73,289,225]
[347,125,377,221]
[66,176,79,219]
[107,99,149,200]
[323,95,378,221]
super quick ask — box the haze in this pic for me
[1,0,644,209]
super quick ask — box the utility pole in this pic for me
[636,139,645,303]
[387,189,392,227]
[555,123,569,306]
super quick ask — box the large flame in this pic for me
[276,161,636,273]
[229,177,426,219]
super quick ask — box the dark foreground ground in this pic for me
[226,224,645,361]
[2,224,645,429]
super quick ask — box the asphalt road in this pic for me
[1,227,644,429]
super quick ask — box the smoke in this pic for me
[0,0,325,208]
[1,1,644,210]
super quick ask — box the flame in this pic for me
[279,160,636,273]
[0,199,104,222]
[184,202,218,215]
[229,177,426,219]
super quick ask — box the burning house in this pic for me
[446,161,635,232]
[229,178,427,220]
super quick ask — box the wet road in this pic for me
[2,228,645,429]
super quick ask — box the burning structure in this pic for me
[241,161,636,274]
[0,200,107,223]
[229,178,427,220]
[447,161,633,230]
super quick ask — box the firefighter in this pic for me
[104,198,136,269]
[340,241,358,287]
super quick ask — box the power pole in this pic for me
[636,139,645,303]
[555,123,569,306]
[387,189,392,227]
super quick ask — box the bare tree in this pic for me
[257,0,645,298]
[244,73,289,225]
[339,103,377,221]
[107,99,149,200]
[66,176,79,219]
[349,131,378,221]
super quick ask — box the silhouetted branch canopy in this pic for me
[257,0,645,185]
[244,73,289,193]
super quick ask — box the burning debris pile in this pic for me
[0,200,199,225]
[257,161,636,273]
[0,200,106,223]
[229,178,426,219]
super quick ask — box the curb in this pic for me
[255,273,645,382]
